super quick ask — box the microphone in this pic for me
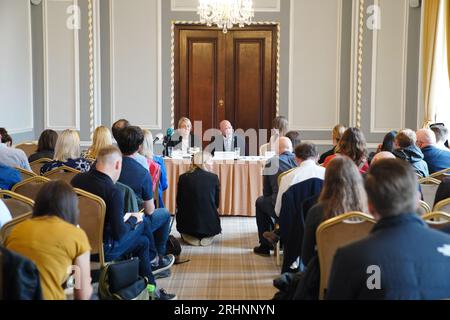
[153,133,164,144]
[163,128,174,144]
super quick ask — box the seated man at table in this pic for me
[254,137,297,256]
[176,152,221,246]
[209,120,246,157]
[115,126,174,274]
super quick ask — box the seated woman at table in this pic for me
[176,152,221,246]
[167,117,202,154]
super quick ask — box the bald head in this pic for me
[220,120,233,138]
[371,151,395,166]
[416,129,436,149]
[277,137,293,155]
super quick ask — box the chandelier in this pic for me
[198,0,255,34]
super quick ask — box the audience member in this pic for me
[111,119,130,142]
[5,181,93,300]
[302,156,368,267]
[393,129,429,177]
[71,146,176,299]
[1,134,13,147]
[416,129,450,174]
[319,125,346,164]
[0,128,31,171]
[116,126,174,274]
[177,152,221,246]
[285,131,302,150]
[28,129,58,163]
[431,125,449,150]
[40,129,91,174]
[82,126,113,160]
[370,151,396,166]
[254,137,297,256]
[323,127,369,174]
[260,116,289,156]
[327,159,450,300]
[368,131,398,164]
[0,164,21,190]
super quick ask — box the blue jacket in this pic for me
[0,164,21,190]
[422,145,450,174]
[153,156,168,208]
[393,145,429,177]
[280,178,324,273]
[327,214,450,300]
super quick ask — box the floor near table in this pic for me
[158,217,280,300]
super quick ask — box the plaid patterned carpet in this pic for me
[158,217,279,300]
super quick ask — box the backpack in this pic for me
[166,214,190,265]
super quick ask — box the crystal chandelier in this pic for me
[198,0,255,34]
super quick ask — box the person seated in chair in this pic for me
[0,163,21,191]
[327,159,450,300]
[416,129,450,174]
[209,120,246,157]
[393,129,429,178]
[29,129,58,163]
[176,152,221,247]
[167,117,202,154]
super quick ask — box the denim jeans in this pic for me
[104,227,156,285]
[142,208,172,262]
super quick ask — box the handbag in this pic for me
[98,258,149,300]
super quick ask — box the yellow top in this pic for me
[5,216,91,300]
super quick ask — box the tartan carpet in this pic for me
[158,217,280,300]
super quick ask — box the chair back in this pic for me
[430,168,450,182]
[14,167,37,181]
[43,166,81,184]
[73,188,106,267]
[419,177,441,208]
[14,142,37,158]
[316,212,376,300]
[29,158,52,175]
[422,211,450,231]
[434,198,450,214]
[277,167,297,187]
[11,176,50,201]
[0,212,32,244]
[417,200,432,216]
[0,191,34,219]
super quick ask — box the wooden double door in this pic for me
[174,25,278,150]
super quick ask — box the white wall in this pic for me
[0,0,33,135]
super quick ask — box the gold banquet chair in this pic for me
[0,212,32,245]
[434,197,450,215]
[0,190,34,219]
[418,177,441,209]
[316,212,376,300]
[422,212,450,231]
[417,200,432,216]
[74,188,106,269]
[14,142,37,158]
[272,168,298,266]
[430,168,450,182]
[29,158,53,175]
[14,167,37,181]
[43,166,81,184]
[11,176,50,201]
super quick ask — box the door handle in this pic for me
[218,99,225,108]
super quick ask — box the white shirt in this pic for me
[224,135,233,152]
[0,199,12,229]
[275,160,325,217]
[181,137,189,153]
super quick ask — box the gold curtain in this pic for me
[422,0,441,127]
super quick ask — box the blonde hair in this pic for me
[86,126,113,159]
[190,151,212,172]
[140,129,154,159]
[54,129,81,162]
[332,124,347,145]
[178,117,192,129]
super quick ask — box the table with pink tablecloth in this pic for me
[163,158,266,217]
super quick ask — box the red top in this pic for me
[323,154,370,174]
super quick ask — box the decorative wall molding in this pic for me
[170,20,281,128]
[171,0,281,12]
[43,0,80,131]
[5,0,34,134]
[288,0,342,131]
[370,0,408,133]
[110,0,162,130]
